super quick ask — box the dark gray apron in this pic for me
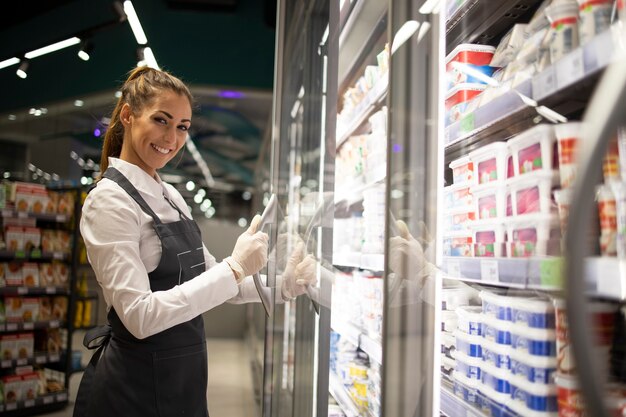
[74,167,209,417]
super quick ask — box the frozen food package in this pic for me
[544,1,580,63]
[491,24,530,67]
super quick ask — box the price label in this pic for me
[24,399,35,408]
[17,211,28,219]
[460,113,475,135]
[0,324,5,332]
[1,360,11,368]
[49,354,60,362]
[6,403,17,411]
[532,67,556,101]
[17,358,27,366]
[2,210,11,217]
[46,287,56,294]
[57,392,68,401]
[447,260,461,278]
[43,396,54,404]
[17,287,28,295]
[56,214,67,222]
[30,248,42,258]
[556,49,584,89]
[53,252,64,260]
[15,250,25,258]
[6,323,18,331]
[36,356,46,364]
[49,320,60,328]
[480,260,499,283]
[23,322,34,330]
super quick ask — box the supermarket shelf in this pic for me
[0,286,69,296]
[336,165,387,206]
[1,209,70,223]
[331,319,382,364]
[0,250,68,261]
[0,320,63,333]
[337,76,388,149]
[444,28,616,154]
[0,391,68,415]
[441,256,626,299]
[440,383,488,417]
[0,352,61,369]
[446,0,543,54]
[329,372,360,417]
[333,252,384,272]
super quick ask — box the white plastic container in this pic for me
[482,338,512,370]
[445,83,487,125]
[510,322,557,357]
[554,122,583,188]
[471,220,507,258]
[509,348,557,384]
[478,383,512,416]
[482,315,512,345]
[544,1,580,62]
[481,361,512,394]
[442,286,477,311]
[596,183,618,256]
[455,330,483,358]
[510,297,555,329]
[456,305,483,336]
[507,214,561,258]
[441,330,456,355]
[455,350,483,380]
[446,44,497,89]
[442,310,459,333]
[449,156,474,185]
[471,183,509,220]
[453,371,482,405]
[480,289,537,321]
[444,205,476,232]
[469,142,509,186]
[443,183,473,209]
[509,374,558,414]
[577,0,613,45]
[508,124,557,176]
[443,230,473,257]
[507,170,558,216]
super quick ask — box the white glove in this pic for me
[389,220,433,282]
[281,244,318,300]
[225,214,269,282]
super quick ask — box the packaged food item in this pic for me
[471,220,507,257]
[0,334,18,360]
[508,124,558,176]
[5,297,22,322]
[442,310,459,332]
[17,333,34,359]
[442,285,478,310]
[446,44,498,89]
[508,171,558,216]
[482,339,512,370]
[455,330,483,358]
[52,262,69,286]
[491,24,530,67]
[444,183,473,210]
[604,133,621,183]
[455,350,482,380]
[544,1,580,63]
[0,262,5,287]
[21,372,39,400]
[52,297,68,321]
[596,184,618,256]
[449,156,474,185]
[469,142,509,186]
[444,205,476,231]
[21,297,39,322]
[611,181,626,258]
[57,192,74,216]
[456,305,483,335]
[553,188,571,234]
[443,230,473,257]
[509,348,556,385]
[482,315,512,345]
[509,374,558,414]
[510,296,555,329]
[471,185,509,220]
[2,375,22,403]
[39,263,55,286]
[510,323,557,357]
[46,191,59,214]
[6,262,22,286]
[555,122,583,188]
[617,128,626,181]
[445,83,486,125]
[577,0,614,45]
[39,298,52,321]
[5,226,24,252]
[481,361,512,394]
[47,328,63,355]
[507,214,561,257]
[30,188,48,214]
[21,262,39,287]
[22,227,41,253]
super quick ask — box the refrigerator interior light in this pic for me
[123,1,148,45]
[24,37,81,59]
[391,20,420,55]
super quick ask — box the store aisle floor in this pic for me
[41,338,258,417]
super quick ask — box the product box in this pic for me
[46,329,62,355]
[52,297,67,321]
[22,228,41,252]
[0,334,19,360]
[21,371,40,400]
[2,374,23,403]
[5,297,22,322]
[38,298,52,321]
[52,263,69,286]
[21,262,39,287]
[46,191,59,214]
[21,297,39,322]
[17,333,34,359]
[39,263,55,286]
[57,192,74,216]
[5,227,24,252]
[30,188,49,214]
[5,262,22,286]
[0,262,6,287]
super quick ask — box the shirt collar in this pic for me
[108,157,165,198]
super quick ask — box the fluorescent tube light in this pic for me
[0,57,20,70]
[124,1,148,45]
[419,0,441,14]
[24,37,81,59]
[142,47,159,69]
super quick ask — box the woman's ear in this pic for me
[119,103,132,127]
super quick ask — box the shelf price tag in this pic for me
[46,287,56,294]
[17,358,27,366]
[56,214,67,222]
[1,210,11,217]
[49,320,60,328]
[23,322,34,330]
[6,403,17,411]
[532,67,556,100]
[53,252,64,260]
[540,258,563,288]
[43,396,54,404]
[31,248,42,258]
[15,250,25,259]
[57,392,68,401]
[1,360,11,368]
[460,113,475,135]
[556,49,584,90]
[24,399,35,408]
[36,355,46,364]
[49,354,60,362]
[17,212,28,219]
[480,260,499,283]
[6,323,18,331]
[447,260,461,278]
[17,287,28,295]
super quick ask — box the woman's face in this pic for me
[119,90,192,177]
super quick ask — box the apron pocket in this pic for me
[153,342,208,417]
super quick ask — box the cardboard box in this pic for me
[21,298,39,322]
[5,227,24,252]
[17,333,34,359]
[21,372,40,400]
[5,297,22,322]
[22,263,39,287]
[52,263,69,287]
[38,298,52,321]
[0,334,18,360]
[51,297,67,322]
[39,263,55,286]
[2,374,23,403]
[6,262,22,286]
[23,228,41,252]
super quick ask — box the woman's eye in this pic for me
[178,125,189,132]
[154,117,167,125]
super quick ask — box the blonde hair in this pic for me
[99,66,193,177]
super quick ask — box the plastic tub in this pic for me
[446,44,497,89]
[441,330,456,356]
[449,156,474,185]
[481,361,512,394]
[482,339,512,370]
[510,323,557,357]
[596,184,617,256]
[445,83,486,125]
[507,214,561,258]
[555,374,586,416]
[443,183,473,210]
[478,383,514,417]
[453,372,482,405]
[471,220,507,257]
[509,374,558,413]
[444,205,476,232]
[554,122,583,188]
[544,2,580,62]
[442,310,459,333]
[480,289,533,321]
[508,124,557,176]
[508,170,558,216]
[577,0,613,45]
[456,305,483,336]
[441,354,456,376]
[553,188,571,235]
[510,297,555,329]
[482,315,512,345]
[442,286,477,311]
[509,348,557,384]
[455,330,483,358]
[455,350,483,379]
[469,142,509,186]
[471,184,509,220]
[443,230,473,257]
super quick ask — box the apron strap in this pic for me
[102,167,162,225]
[73,325,112,417]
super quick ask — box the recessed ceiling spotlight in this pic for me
[74,100,84,107]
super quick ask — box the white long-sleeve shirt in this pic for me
[80,157,267,340]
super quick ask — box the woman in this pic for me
[74,66,314,417]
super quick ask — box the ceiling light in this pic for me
[193,194,203,204]
[74,100,84,107]
[196,188,206,198]
[25,37,81,59]
[124,1,148,45]
[186,181,195,191]
[115,91,122,98]
[16,60,29,79]
[142,47,159,69]
[242,191,251,200]
[419,0,441,14]
[0,57,19,70]
[238,218,248,228]
[8,115,16,121]
[78,40,93,61]
[391,20,420,55]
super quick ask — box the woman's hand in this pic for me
[225,215,269,282]
[282,243,318,300]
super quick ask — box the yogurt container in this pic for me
[544,1,580,63]
[478,383,515,417]
[577,0,614,45]
[480,289,536,321]
[510,297,555,329]
[443,230,473,257]
[482,315,513,345]
[508,170,558,216]
[555,374,586,416]
[442,330,456,356]
[508,124,558,176]
[446,44,498,89]
[469,142,510,186]
[445,83,486,125]
[455,350,483,380]
[555,122,584,188]
[471,183,510,220]
[596,184,618,256]
[482,338,512,370]
[456,305,483,336]
[481,361,512,394]
[441,354,456,376]
[444,205,476,232]
[509,348,557,384]
[449,155,474,185]
[443,183,473,210]
[455,329,483,358]
[453,371,482,405]
[442,310,459,333]
[509,374,558,413]
[510,322,557,357]
[442,286,477,310]
[471,220,507,258]
[507,214,561,258]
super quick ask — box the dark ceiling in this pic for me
[0,0,277,216]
